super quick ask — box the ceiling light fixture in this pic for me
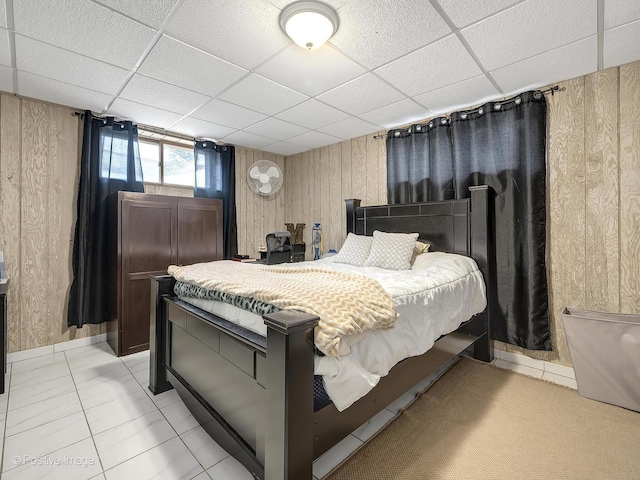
[279,1,339,50]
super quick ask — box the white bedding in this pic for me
[178,252,486,411]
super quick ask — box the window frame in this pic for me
[137,134,195,188]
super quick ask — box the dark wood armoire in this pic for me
[108,192,223,356]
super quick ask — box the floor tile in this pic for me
[161,401,200,435]
[5,390,82,437]
[93,410,177,470]
[77,375,144,410]
[73,362,132,390]
[351,408,396,442]
[1,437,102,479]
[146,387,183,409]
[542,371,578,389]
[190,472,211,480]
[133,367,150,386]
[7,374,76,411]
[122,351,150,373]
[180,426,230,470]
[10,352,66,375]
[85,390,157,435]
[312,435,363,479]
[104,436,203,480]
[2,411,91,472]
[385,389,419,414]
[206,455,254,480]
[10,360,71,390]
[494,359,544,379]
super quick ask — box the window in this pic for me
[138,131,195,187]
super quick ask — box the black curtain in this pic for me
[387,91,551,351]
[68,112,144,327]
[387,119,454,203]
[194,141,237,259]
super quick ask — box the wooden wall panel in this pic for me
[0,94,22,353]
[21,100,50,350]
[619,61,640,313]
[584,70,620,313]
[340,139,352,239]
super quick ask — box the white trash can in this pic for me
[562,307,640,412]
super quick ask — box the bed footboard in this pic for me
[149,274,319,480]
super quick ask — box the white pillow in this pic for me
[364,231,419,270]
[332,233,374,266]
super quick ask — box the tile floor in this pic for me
[0,341,424,480]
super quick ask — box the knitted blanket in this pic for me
[168,260,397,357]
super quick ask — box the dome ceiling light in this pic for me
[279,1,339,50]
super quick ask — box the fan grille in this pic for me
[247,160,283,196]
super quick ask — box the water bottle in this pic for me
[312,223,324,260]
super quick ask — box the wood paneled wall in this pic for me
[275,62,640,367]
[0,94,104,353]
[235,148,286,258]
[282,133,387,259]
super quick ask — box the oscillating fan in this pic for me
[247,160,283,196]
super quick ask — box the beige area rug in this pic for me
[326,358,640,480]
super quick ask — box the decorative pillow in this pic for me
[411,241,431,265]
[364,231,419,270]
[332,233,374,266]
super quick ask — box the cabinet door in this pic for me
[121,198,177,355]
[177,200,223,265]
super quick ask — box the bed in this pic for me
[149,185,497,480]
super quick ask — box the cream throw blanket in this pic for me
[168,260,397,357]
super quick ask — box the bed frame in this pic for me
[149,185,497,480]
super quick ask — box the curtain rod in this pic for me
[373,85,561,139]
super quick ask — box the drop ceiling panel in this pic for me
[260,141,308,156]
[245,117,309,141]
[191,99,267,130]
[119,74,210,115]
[286,130,343,149]
[604,21,640,68]
[138,36,248,98]
[413,75,500,114]
[0,64,13,92]
[461,0,596,71]
[436,0,521,28]
[604,0,640,29]
[359,98,431,129]
[0,28,10,66]
[254,45,365,96]
[107,98,184,128]
[166,0,289,69]
[15,35,129,96]
[491,36,597,95]
[266,0,351,10]
[18,71,112,112]
[218,74,307,116]
[13,0,156,69]
[375,35,482,97]
[316,73,405,116]
[169,117,236,140]
[329,0,451,70]
[221,131,276,150]
[318,117,380,140]
[275,99,351,130]
[95,0,179,29]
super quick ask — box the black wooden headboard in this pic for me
[345,185,497,338]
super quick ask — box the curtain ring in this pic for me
[478,108,484,115]
[394,131,400,137]
[515,97,522,105]
[428,122,433,128]
[533,91,543,100]
[461,113,468,120]
[494,104,501,110]
[416,125,421,131]
[441,118,447,124]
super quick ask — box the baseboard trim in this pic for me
[7,333,108,363]
[492,348,577,390]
